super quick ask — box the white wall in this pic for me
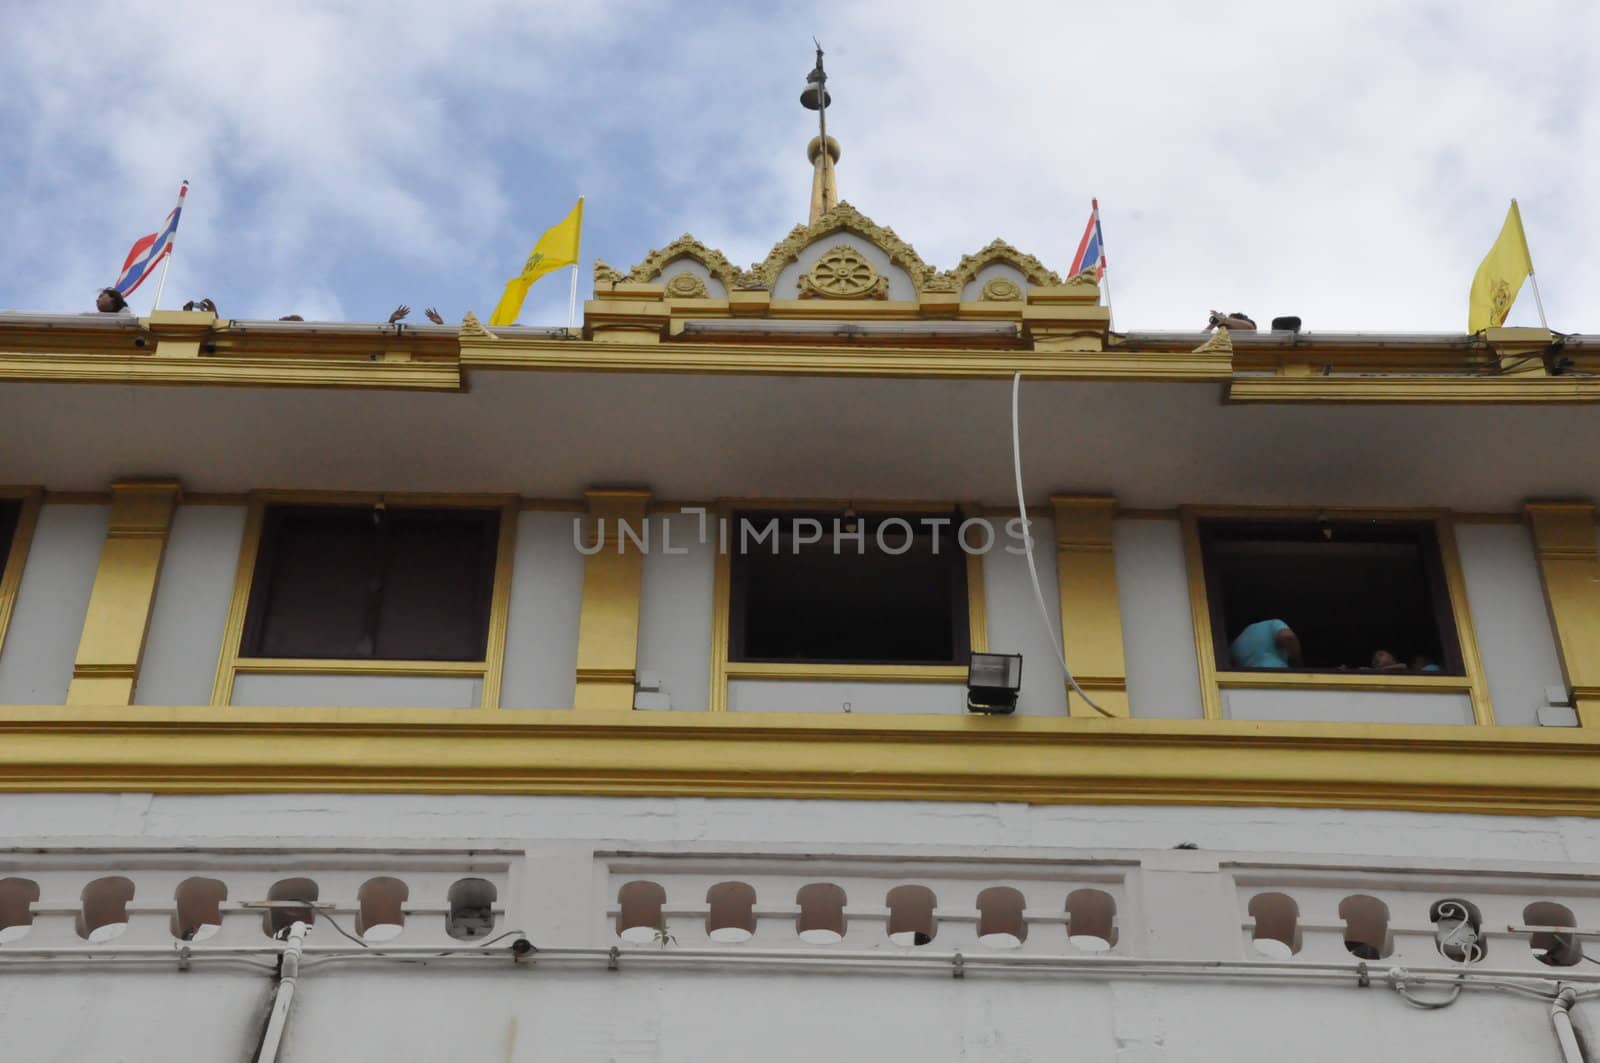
[230,672,482,708]
[0,503,106,704]
[636,512,713,711]
[499,511,584,709]
[1455,523,1567,727]
[136,504,247,706]
[1115,517,1206,719]
[982,515,1069,716]
[728,678,965,714]
[1222,687,1475,724]
[2,794,1598,1062]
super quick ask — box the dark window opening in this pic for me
[0,501,19,581]
[729,511,969,665]
[1200,518,1462,675]
[242,505,499,661]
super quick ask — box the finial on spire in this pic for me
[801,40,838,223]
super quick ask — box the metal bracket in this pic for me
[1356,961,1369,988]
[952,951,965,979]
[608,946,620,971]
[177,945,192,972]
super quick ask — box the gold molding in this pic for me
[741,202,935,290]
[980,277,1026,302]
[0,488,43,660]
[210,491,516,707]
[1179,506,1494,725]
[1525,501,1600,726]
[623,235,742,289]
[1051,496,1129,717]
[461,337,1230,381]
[707,502,988,712]
[0,354,460,391]
[946,239,1063,291]
[664,273,711,300]
[1228,377,1600,404]
[66,481,181,706]
[573,489,652,711]
[6,706,1600,814]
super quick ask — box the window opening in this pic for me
[241,504,499,661]
[730,511,969,665]
[1200,519,1462,674]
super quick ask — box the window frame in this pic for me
[1179,506,1493,724]
[0,488,43,661]
[211,492,518,708]
[707,500,989,712]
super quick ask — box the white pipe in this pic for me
[253,921,309,1063]
[1552,986,1585,1063]
[1011,371,1112,717]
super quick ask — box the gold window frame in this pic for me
[1180,506,1493,724]
[707,500,988,712]
[211,491,518,708]
[0,487,44,659]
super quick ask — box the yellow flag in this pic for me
[1468,200,1533,333]
[490,197,584,326]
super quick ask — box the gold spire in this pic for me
[808,135,840,224]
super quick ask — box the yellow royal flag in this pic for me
[490,197,584,326]
[1468,200,1533,333]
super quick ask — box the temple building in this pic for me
[4,80,1600,1062]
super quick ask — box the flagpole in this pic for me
[149,180,189,312]
[567,195,584,334]
[1510,199,1550,330]
[1094,198,1115,332]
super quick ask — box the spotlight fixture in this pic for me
[966,653,1022,714]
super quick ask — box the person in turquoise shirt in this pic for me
[1230,619,1302,669]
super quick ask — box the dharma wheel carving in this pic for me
[799,245,889,299]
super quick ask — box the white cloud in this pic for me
[3,0,1594,332]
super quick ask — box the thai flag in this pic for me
[114,182,188,297]
[1068,198,1106,280]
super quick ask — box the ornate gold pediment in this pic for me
[944,238,1062,291]
[740,202,934,291]
[798,245,890,299]
[623,235,741,289]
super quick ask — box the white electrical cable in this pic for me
[1011,372,1113,717]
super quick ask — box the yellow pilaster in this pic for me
[1050,496,1130,717]
[66,481,182,706]
[1525,501,1600,727]
[573,488,652,710]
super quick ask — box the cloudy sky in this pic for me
[2,0,1593,331]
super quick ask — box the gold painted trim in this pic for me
[1525,501,1600,727]
[461,337,1232,382]
[724,662,968,682]
[1052,496,1129,717]
[708,501,988,711]
[211,491,516,707]
[573,489,652,711]
[0,353,461,391]
[1227,377,1600,404]
[66,482,181,706]
[1217,671,1474,692]
[0,488,43,660]
[1180,506,1494,725]
[6,706,1600,814]
[234,658,487,677]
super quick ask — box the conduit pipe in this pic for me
[1552,986,1585,1063]
[252,921,309,1063]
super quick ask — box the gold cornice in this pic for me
[623,235,741,288]
[742,202,935,290]
[1228,376,1600,404]
[461,337,1232,381]
[0,352,461,391]
[3,707,1600,814]
[945,239,1063,290]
